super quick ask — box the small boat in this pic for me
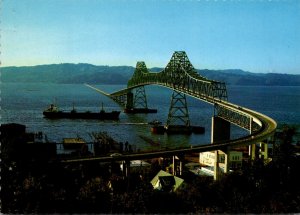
[43,103,120,120]
[148,120,162,126]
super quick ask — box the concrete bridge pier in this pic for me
[211,116,231,180]
[213,150,220,180]
[172,155,184,176]
[122,160,131,177]
[259,142,268,160]
[213,149,230,180]
[223,150,229,174]
[248,117,256,160]
[248,117,269,161]
[249,141,269,161]
[126,92,134,110]
[125,160,131,177]
[172,156,176,175]
[179,158,183,176]
[211,116,231,143]
[249,143,256,160]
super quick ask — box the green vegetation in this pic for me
[2,64,300,86]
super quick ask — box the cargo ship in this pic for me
[43,103,120,120]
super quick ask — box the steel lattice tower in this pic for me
[166,90,190,128]
[133,86,148,109]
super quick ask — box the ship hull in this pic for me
[43,111,120,120]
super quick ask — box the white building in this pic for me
[199,150,243,170]
[120,160,151,172]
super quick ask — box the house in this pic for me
[199,150,243,170]
[151,170,184,192]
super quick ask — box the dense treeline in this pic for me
[1,125,299,214]
[2,64,300,86]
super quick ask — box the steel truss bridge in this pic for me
[70,51,277,164]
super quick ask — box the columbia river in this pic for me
[1,83,299,151]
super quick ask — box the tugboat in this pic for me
[148,120,162,126]
[43,103,120,120]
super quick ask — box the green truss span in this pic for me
[127,51,228,101]
[83,51,277,158]
[108,51,275,132]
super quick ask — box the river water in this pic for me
[1,83,299,151]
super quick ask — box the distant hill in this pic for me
[1,63,300,86]
[198,69,300,86]
[1,64,133,84]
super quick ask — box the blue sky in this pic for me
[2,0,300,74]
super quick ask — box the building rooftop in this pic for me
[151,170,184,192]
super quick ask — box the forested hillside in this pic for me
[2,64,300,86]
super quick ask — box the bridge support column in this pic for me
[172,155,184,176]
[211,116,230,180]
[259,142,268,160]
[126,92,134,110]
[214,150,220,180]
[250,144,256,160]
[224,151,229,174]
[166,90,190,128]
[133,86,148,109]
[248,117,257,160]
[172,156,176,176]
[179,160,183,176]
[211,116,231,143]
[249,142,269,160]
[123,160,131,177]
